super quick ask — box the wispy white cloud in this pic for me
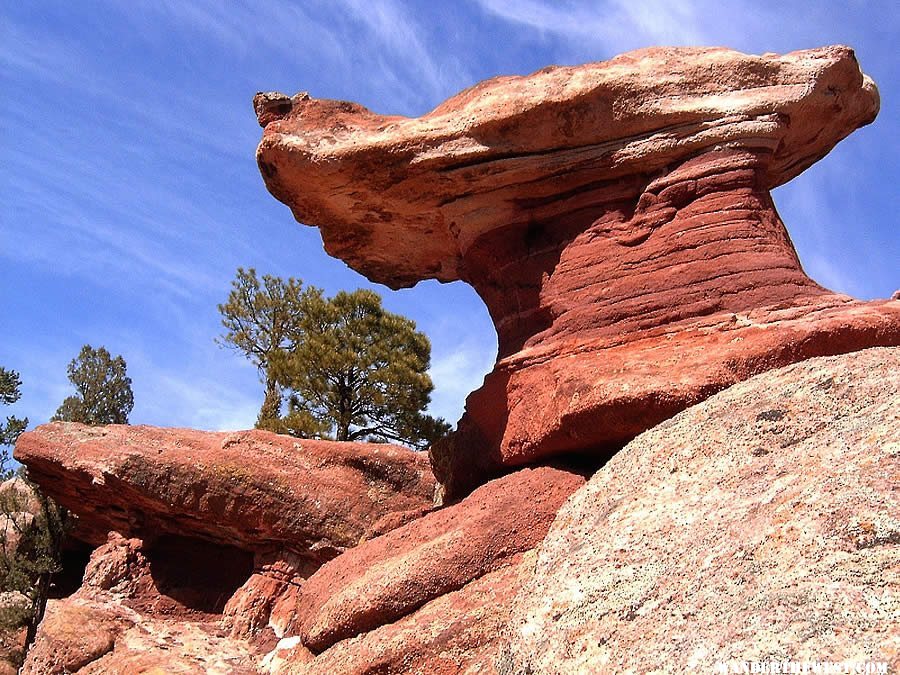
[472,0,743,54]
[134,362,261,431]
[110,0,346,67]
[335,0,472,108]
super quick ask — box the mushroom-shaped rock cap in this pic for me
[256,45,877,288]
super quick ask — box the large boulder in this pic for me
[503,347,900,673]
[14,423,435,557]
[14,423,438,654]
[255,45,900,497]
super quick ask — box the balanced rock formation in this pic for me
[255,45,900,497]
[503,347,900,673]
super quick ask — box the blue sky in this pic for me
[2,1,898,435]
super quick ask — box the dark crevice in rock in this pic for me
[143,535,254,614]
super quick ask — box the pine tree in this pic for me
[0,368,27,478]
[218,270,450,449]
[51,346,134,425]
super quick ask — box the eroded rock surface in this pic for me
[293,465,585,653]
[275,552,536,675]
[14,423,437,665]
[20,533,261,673]
[21,595,260,674]
[256,45,900,496]
[14,422,435,554]
[503,347,900,673]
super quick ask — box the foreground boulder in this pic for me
[23,595,259,674]
[503,347,900,673]
[15,425,437,671]
[15,424,435,647]
[15,423,435,555]
[22,533,244,673]
[256,45,900,497]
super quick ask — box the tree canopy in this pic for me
[217,268,320,426]
[0,367,28,479]
[51,345,134,425]
[218,270,450,449]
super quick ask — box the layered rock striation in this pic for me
[263,464,586,673]
[255,45,900,497]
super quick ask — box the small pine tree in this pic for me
[51,345,134,425]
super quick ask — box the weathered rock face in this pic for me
[14,422,437,672]
[256,465,584,673]
[14,423,435,555]
[255,45,900,497]
[22,596,260,674]
[22,533,262,674]
[503,347,900,673]
[14,423,437,662]
[274,551,536,675]
[293,465,585,653]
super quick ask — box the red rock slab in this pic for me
[255,46,899,498]
[504,348,900,673]
[274,551,534,675]
[15,423,435,559]
[437,290,900,496]
[292,465,585,653]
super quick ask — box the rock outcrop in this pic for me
[293,465,584,652]
[263,465,585,673]
[255,45,900,497]
[15,423,435,554]
[14,423,437,670]
[273,552,536,675]
[503,347,900,673]
[15,426,584,673]
[21,533,267,674]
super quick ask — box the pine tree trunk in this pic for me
[23,571,51,655]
